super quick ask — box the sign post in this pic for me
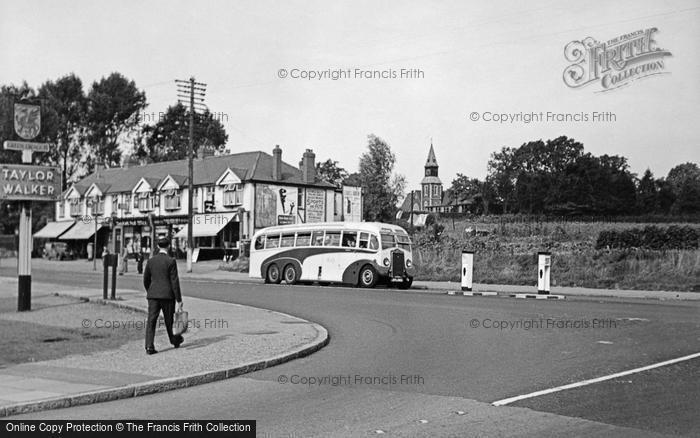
[3,102,59,312]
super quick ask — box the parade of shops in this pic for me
[33,146,362,262]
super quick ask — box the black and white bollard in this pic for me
[537,252,551,294]
[461,250,474,292]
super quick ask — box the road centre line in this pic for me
[491,351,700,406]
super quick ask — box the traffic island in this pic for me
[0,279,329,417]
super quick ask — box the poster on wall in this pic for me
[343,186,362,222]
[305,188,325,223]
[255,184,299,228]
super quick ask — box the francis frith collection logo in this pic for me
[563,27,672,92]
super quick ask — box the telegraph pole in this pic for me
[175,77,206,272]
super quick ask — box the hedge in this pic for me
[595,225,699,250]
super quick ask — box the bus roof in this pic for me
[253,222,408,236]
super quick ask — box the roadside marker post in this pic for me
[461,250,474,292]
[3,103,60,312]
[537,252,551,294]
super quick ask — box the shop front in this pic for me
[174,212,240,262]
[112,215,188,259]
[58,220,110,259]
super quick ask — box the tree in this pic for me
[487,146,517,213]
[86,73,146,170]
[358,134,406,222]
[135,103,228,162]
[38,74,88,189]
[450,173,480,200]
[667,163,700,214]
[636,169,659,213]
[315,159,348,189]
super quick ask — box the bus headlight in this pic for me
[406,259,412,268]
[383,258,390,267]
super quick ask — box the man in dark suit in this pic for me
[143,237,184,354]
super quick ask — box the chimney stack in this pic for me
[272,145,282,180]
[197,145,215,159]
[302,149,316,184]
[123,155,139,169]
[94,161,104,178]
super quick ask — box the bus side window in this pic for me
[311,231,325,246]
[281,234,295,247]
[369,235,379,250]
[254,235,265,250]
[342,231,357,248]
[296,233,311,246]
[358,232,369,249]
[324,232,341,246]
[266,234,280,249]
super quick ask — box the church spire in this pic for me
[425,140,438,168]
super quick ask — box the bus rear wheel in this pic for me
[266,264,282,284]
[358,265,378,288]
[283,264,299,285]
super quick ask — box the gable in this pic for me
[216,168,242,185]
[84,183,103,198]
[65,185,83,200]
[157,174,186,191]
[133,177,154,194]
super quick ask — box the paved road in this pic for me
[3,266,699,436]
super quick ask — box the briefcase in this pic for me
[173,310,189,335]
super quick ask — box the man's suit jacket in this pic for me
[143,252,182,302]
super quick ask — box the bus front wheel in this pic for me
[358,265,378,288]
[283,264,299,285]
[266,264,282,284]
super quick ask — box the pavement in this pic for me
[11,258,699,300]
[0,277,329,417]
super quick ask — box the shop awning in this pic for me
[174,212,237,238]
[33,221,75,239]
[59,220,106,240]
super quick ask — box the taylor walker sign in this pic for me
[0,164,61,201]
[563,28,671,92]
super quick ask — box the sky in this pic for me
[1,0,698,191]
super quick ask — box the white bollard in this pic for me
[461,250,474,292]
[537,252,551,294]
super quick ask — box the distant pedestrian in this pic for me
[119,242,129,275]
[143,237,184,355]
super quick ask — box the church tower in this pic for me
[420,141,442,210]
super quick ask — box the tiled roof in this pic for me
[67,151,334,196]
